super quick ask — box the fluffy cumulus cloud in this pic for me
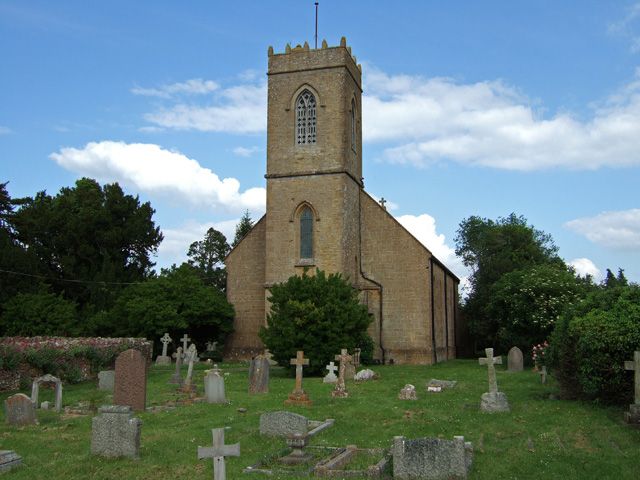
[363,66,640,170]
[50,141,266,213]
[568,257,602,280]
[131,79,219,98]
[565,209,640,249]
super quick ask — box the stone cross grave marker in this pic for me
[624,351,640,424]
[332,349,352,398]
[31,373,63,412]
[507,346,524,372]
[204,365,227,403]
[114,349,147,412]
[183,344,198,393]
[156,333,173,365]
[4,393,37,426]
[206,341,218,352]
[284,350,312,406]
[323,361,338,383]
[169,346,183,385]
[479,348,502,394]
[478,348,510,413]
[198,428,240,480]
[180,333,191,356]
[248,353,270,394]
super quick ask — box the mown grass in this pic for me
[1,360,639,479]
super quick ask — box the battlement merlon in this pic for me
[267,37,362,90]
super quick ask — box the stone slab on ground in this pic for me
[260,411,309,437]
[393,435,473,479]
[91,405,142,459]
[0,450,22,473]
[480,391,510,413]
[427,379,457,389]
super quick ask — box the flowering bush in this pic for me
[532,341,549,368]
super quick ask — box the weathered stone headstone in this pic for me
[0,450,22,474]
[624,351,640,424]
[507,346,524,372]
[41,401,50,410]
[198,428,240,480]
[332,349,352,398]
[539,366,547,384]
[114,348,147,412]
[399,384,418,400]
[323,361,338,383]
[427,379,457,390]
[248,354,270,394]
[478,348,510,413]
[354,369,377,381]
[31,373,63,412]
[205,365,227,404]
[91,405,142,459]
[169,346,184,385]
[259,411,309,437]
[393,435,473,479]
[182,344,198,393]
[155,333,172,365]
[4,393,37,426]
[206,340,218,352]
[353,348,361,369]
[98,370,115,391]
[344,353,356,381]
[284,350,312,406]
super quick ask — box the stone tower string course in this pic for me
[225,38,463,364]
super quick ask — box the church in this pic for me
[225,38,462,365]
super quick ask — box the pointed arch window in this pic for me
[300,206,314,259]
[351,98,356,151]
[296,90,317,145]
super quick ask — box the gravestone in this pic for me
[206,341,218,352]
[399,384,418,400]
[393,435,473,479]
[353,348,361,369]
[91,405,142,459]
[182,344,198,393]
[427,379,457,390]
[0,450,22,474]
[204,365,227,404]
[114,348,147,412]
[31,373,63,412]
[259,411,309,437]
[4,393,37,426]
[169,346,184,385]
[507,346,524,372]
[98,370,115,391]
[155,333,172,365]
[198,428,240,480]
[624,351,640,424]
[41,401,50,410]
[323,361,338,383]
[248,354,270,394]
[478,348,510,413]
[284,350,312,406]
[539,366,547,384]
[355,369,377,381]
[344,354,356,381]
[180,333,191,357]
[332,349,352,398]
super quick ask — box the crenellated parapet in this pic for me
[267,37,361,74]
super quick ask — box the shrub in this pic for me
[259,269,373,375]
[0,291,78,336]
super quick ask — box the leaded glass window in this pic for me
[296,90,317,145]
[300,207,313,259]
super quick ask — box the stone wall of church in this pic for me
[224,216,267,359]
[432,262,447,362]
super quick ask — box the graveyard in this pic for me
[2,357,640,479]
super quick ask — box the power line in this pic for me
[0,268,141,285]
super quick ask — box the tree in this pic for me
[187,227,230,291]
[0,291,78,336]
[9,178,163,314]
[232,209,254,247]
[259,269,373,375]
[454,213,563,349]
[604,268,628,288]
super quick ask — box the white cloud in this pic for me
[232,146,261,157]
[368,193,399,211]
[608,3,640,53]
[0,126,12,135]
[50,141,266,213]
[568,258,602,280]
[565,209,640,249]
[363,66,640,170]
[131,78,219,98]
[142,82,267,134]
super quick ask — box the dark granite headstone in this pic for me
[114,349,147,412]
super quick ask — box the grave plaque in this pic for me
[114,349,147,412]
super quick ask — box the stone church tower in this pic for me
[225,38,462,364]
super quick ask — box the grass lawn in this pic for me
[1,359,639,479]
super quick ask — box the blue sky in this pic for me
[1,0,639,288]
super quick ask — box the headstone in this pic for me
[539,366,547,384]
[0,450,22,474]
[248,354,270,394]
[156,333,172,365]
[169,346,184,385]
[332,349,352,398]
[31,373,63,412]
[206,340,218,352]
[188,343,201,363]
[91,405,142,459]
[4,394,37,426]
[344,353,356,380]
[98,370,115,391]
[478,348,510,413]
[259,411,309,437]
[353,348,361,370]
[204,366,227,404]
[182,344,198,393]
[198,428,240,480]
[354,369,377,381]
[323,361,338,383]
[284,350,312,406]
[180,333,191,356]
[427,379,457,389]
[114,348,147,412]
[399,384,418,400]
[393,435,473,480]
[41,401,50,410]
[624,351,640,424]
[507,346,524,372]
